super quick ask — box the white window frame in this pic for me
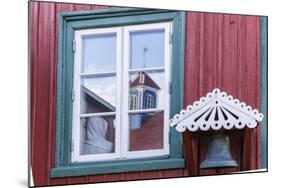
[72,22,172,163]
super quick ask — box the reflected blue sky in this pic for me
[82,33,116,73]
[130,29,164,69]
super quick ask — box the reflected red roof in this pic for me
[130,72,160,89]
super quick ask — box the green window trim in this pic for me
[260,16,268,169]
[51,7,186,178]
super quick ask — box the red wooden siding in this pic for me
[184,12,261,175]
[30,2,261,186]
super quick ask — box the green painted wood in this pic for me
[55,8,186,176]
[170,11,185,158]
[64,9,174,21]
[70,155,170,167]
[55,15,66,167]
[50,158,185,178]
[261,16,268,169]
[60,7,169,20]
[63,24,75,166]
[68,12,178,30]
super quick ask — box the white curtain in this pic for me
[83,116,113,155]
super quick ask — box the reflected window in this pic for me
[130,94,138,110]
[144,94,154,109]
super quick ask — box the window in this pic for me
[144,94,155,109]
[72,23,171,162]
[51,8,185,178]
[129,94,138,110]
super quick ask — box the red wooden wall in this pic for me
[30,1,261,186]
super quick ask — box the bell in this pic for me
[200,134,238,169]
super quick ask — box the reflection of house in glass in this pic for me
[129,72,161,130]
[82,86,115,113]
[129,72,164,151]
[81,72,164,151]
[129,72,160,110]
[81,86,115,151]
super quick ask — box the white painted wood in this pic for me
[79,112,116,118]
[80,72,116,78]
[127,108,164,114]
[128,67,165,73]
[170,88,264,133]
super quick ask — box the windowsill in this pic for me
[50,158,185,178]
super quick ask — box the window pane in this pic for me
[130,29,164,69]
[81,76,116,113]
[129,111,164,151]
[129,71,165,110]
[82,33,116,73]
[80,116,116,155]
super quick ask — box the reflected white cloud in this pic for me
[82,77,116,106]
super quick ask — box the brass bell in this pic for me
[200,134,238,169]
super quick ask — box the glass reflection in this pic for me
[81,76,116,114]
[130,29,164,69]
[129,71,164,110]
[129,111,164,151]
[82,33,116,73]
[80,116,115,155]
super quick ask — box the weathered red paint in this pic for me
[30,2,262,186]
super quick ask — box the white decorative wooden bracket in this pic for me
[170,88,264,132]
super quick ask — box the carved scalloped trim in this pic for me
[170,88,264,132]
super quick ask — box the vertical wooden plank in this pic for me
[31,1,53,186]
[203,13,219,92]
[185,12,201,104]
[45,2,56,186]
[184,12,202,176]
[217,14,224,88]
[182,131,196,176]
[198,13,205,97]
[237,15,246,171]
[256,17,262,169]
[30,0,39,171]
[229,132,242,172]
[243,16,258,170]
[222,14,238,95]
[237,16,246,112]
